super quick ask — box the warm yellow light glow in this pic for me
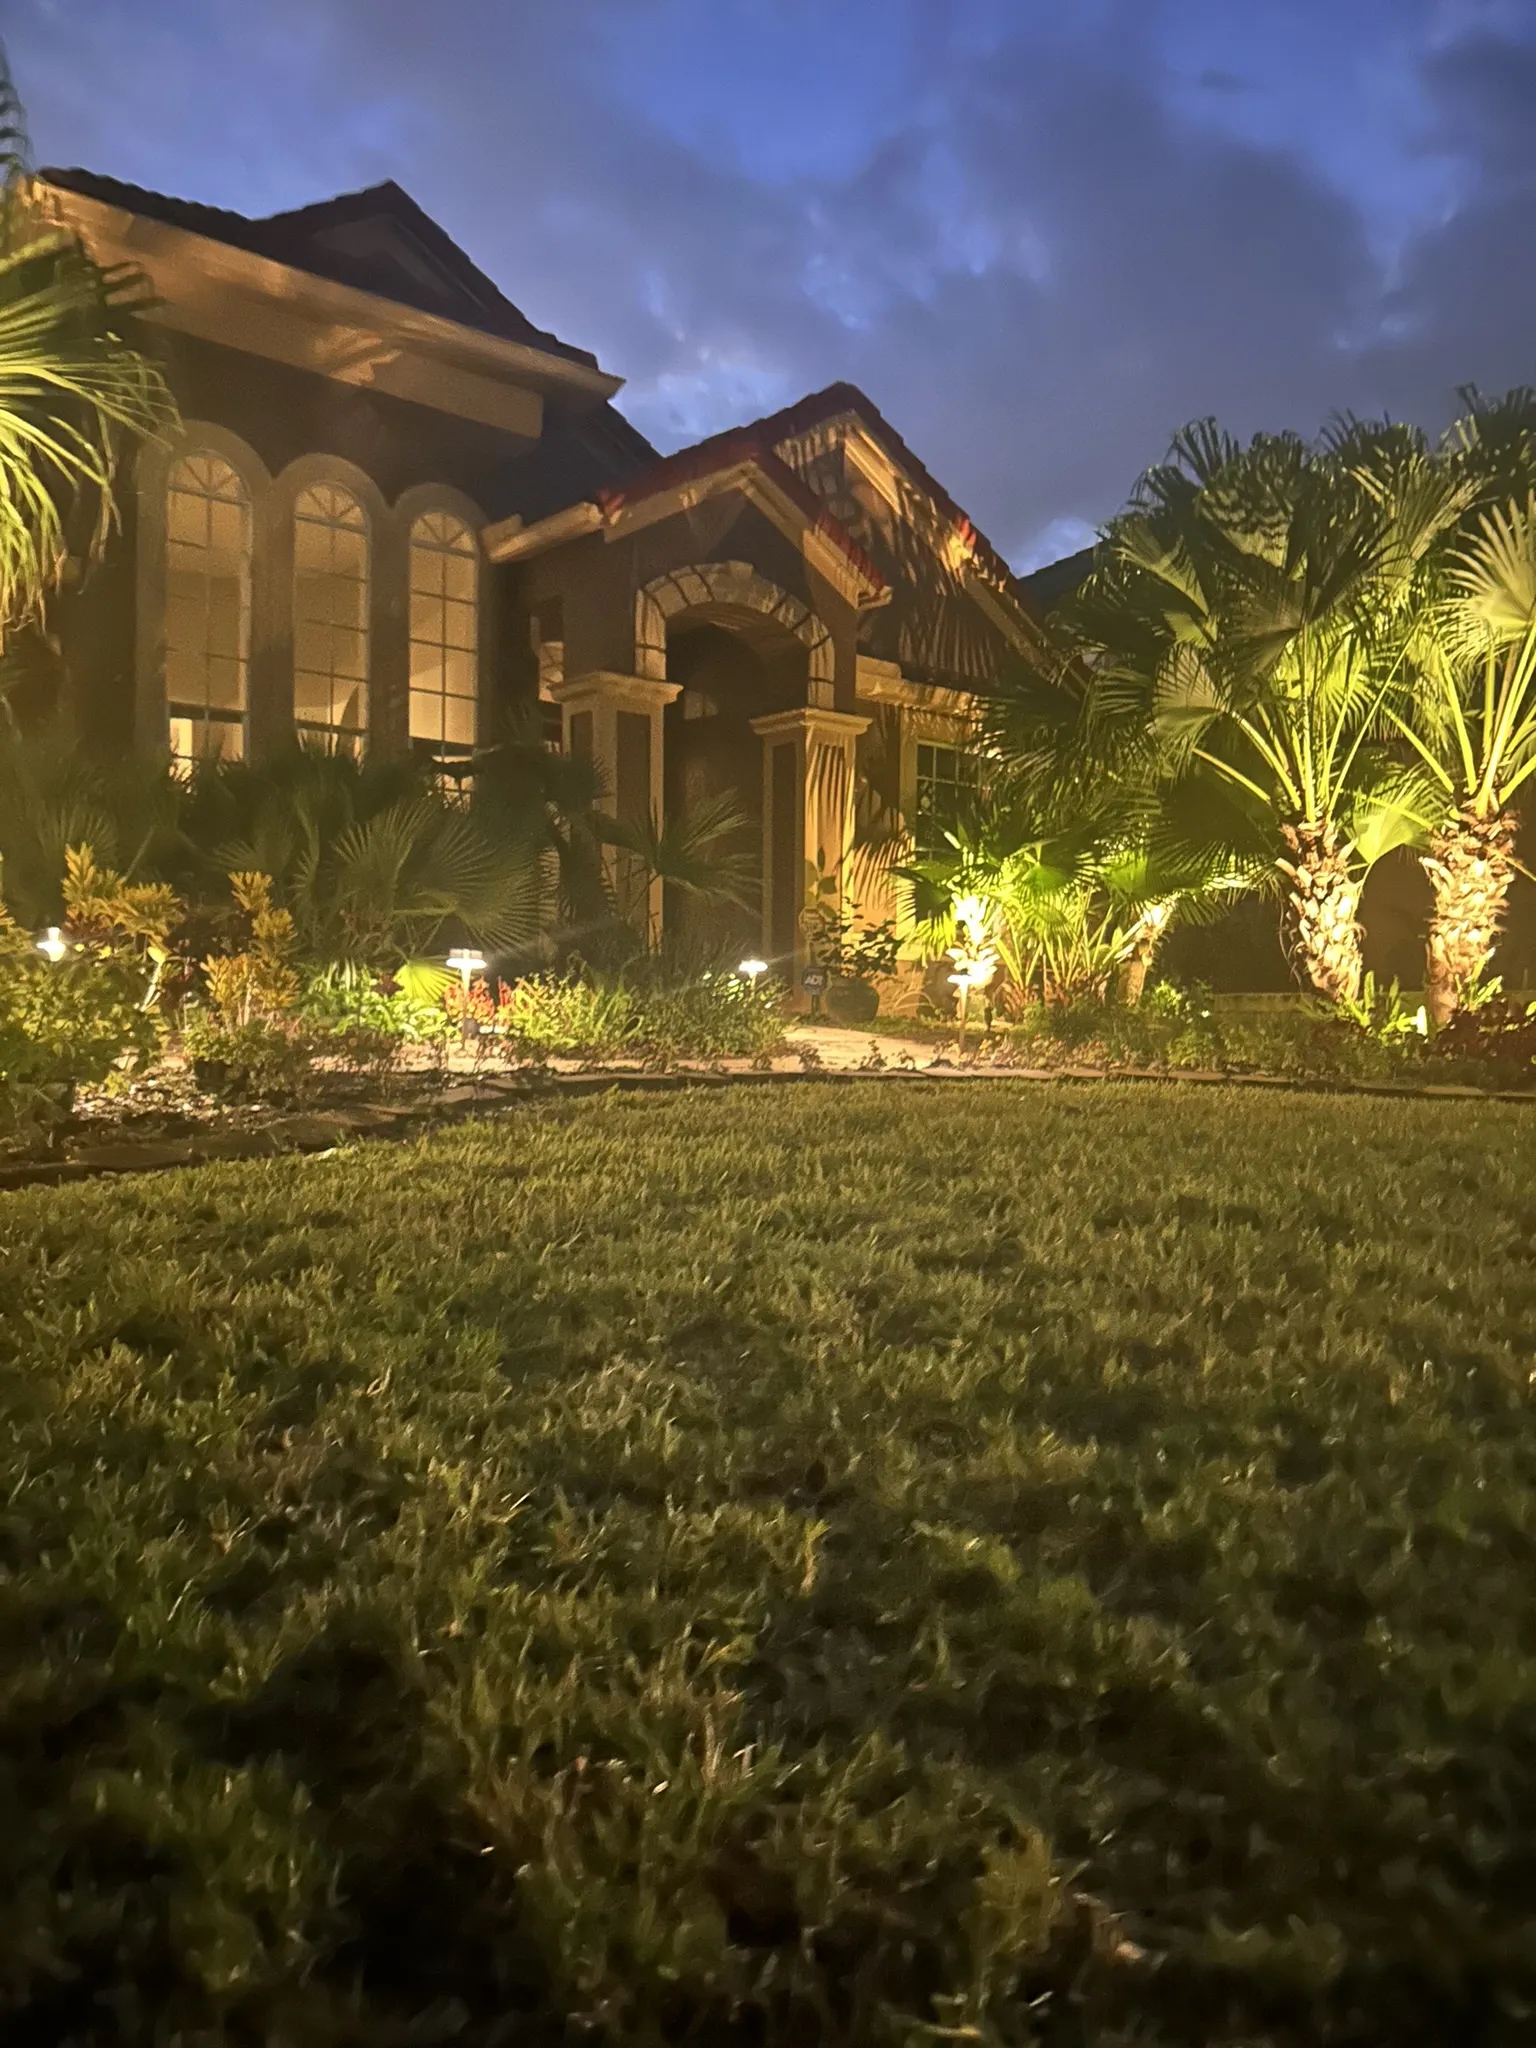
[35,926,68,963]
[951,893,991,944]
[738,957,768,982]
[447,947,488,992]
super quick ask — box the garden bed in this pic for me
[2,1084,1534,2043]
[4,1023,1534,1190]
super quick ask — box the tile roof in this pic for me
[1019,544,1097,610]
[601,382,1023,602]
[42,167,602,370]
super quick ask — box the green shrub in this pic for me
[494,971,640,1057]
[0,846,177,1130]
[1001,985,1413,1082]
[300,963,454,1045]
[179,1015,319,1102]
[621,966,785,1058]
[0,939,158,1125]
[493,966,784,1061]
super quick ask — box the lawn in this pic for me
[2,1083,1534,2046]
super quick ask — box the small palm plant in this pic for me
[0,48,175,680]
[181,745,543,968]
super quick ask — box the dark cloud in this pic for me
[7,0,1536,566]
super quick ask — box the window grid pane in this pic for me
[408,513,478,760]
[165,453,251,770]
[914,742,975,858]
[294,485,370,752]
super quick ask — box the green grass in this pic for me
[2,1084,1535,2045]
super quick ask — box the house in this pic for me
[41,169,1044,986]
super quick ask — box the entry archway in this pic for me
[635,561,834,699]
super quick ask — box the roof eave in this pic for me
[44,180,624,408]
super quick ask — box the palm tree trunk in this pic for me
[1115,902,1172,1006]
[1277,821,1363,1006]
[1421,807,1517,1027]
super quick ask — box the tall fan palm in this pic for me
[0,49,174,676]
[1066,422,1467,1004]
[1392,495,1536,1022]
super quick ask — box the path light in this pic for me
[35,926,68,963]
[738,957,768,985]
[946,895,998,1053]
[447,947,487,996]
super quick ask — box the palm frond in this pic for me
[0,53,177,641]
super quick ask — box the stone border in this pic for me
[0,1061,1531,1196]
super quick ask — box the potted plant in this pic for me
[801,904,902,1025]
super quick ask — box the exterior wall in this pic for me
[58,329,539,761]
[504,495,865,707]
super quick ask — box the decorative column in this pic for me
[750,706,869,987]
[550,670,680,939]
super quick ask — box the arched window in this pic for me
[164,453,251,766]
[408,511,478,761]
[293,483,369,751]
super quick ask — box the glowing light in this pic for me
[35,926,67,963]
[447,947,488,993]
[738,957,768,984]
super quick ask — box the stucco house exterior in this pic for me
[39,169,1052,987]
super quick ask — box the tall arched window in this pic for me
[165,453,251,766]
[409,511,478,761]
[293,483,369,751]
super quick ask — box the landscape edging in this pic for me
[0,1060,1531,1194]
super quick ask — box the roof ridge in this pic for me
[613,382,1022,598]
[40,164,603,372]
[255,177,412,228]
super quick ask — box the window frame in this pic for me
[163,450,253,771]
[913,739,977,859]
[292,481,372,753]
[407,508,480,766]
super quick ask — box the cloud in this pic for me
[7,0,1536,567]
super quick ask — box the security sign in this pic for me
[800,964,829,995]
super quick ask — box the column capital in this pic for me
[551,669,681,714]
[749,706,870,747]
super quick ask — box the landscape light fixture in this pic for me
[35,926,67,963]
[447,947,487,996]
[738,957,768,984]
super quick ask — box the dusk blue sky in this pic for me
[9,0,1536,569]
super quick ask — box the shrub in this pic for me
[492,966,785,1062]
[1428,994,1536,1079]
[0,929,158,1124]
[1003,985,1409,1081]
[0,846,178,1130]
[493,972,639,1059]
[179,1015,319,1102]
[300,962,455,1045]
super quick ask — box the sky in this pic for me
[8,0,1536,570]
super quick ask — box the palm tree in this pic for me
[1063,423,1466,1005]
[1390,495,1536,1022]
[0,719,184,925]
[180,745,543,967]
[0,49,174,681]
[598,788,758,932]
